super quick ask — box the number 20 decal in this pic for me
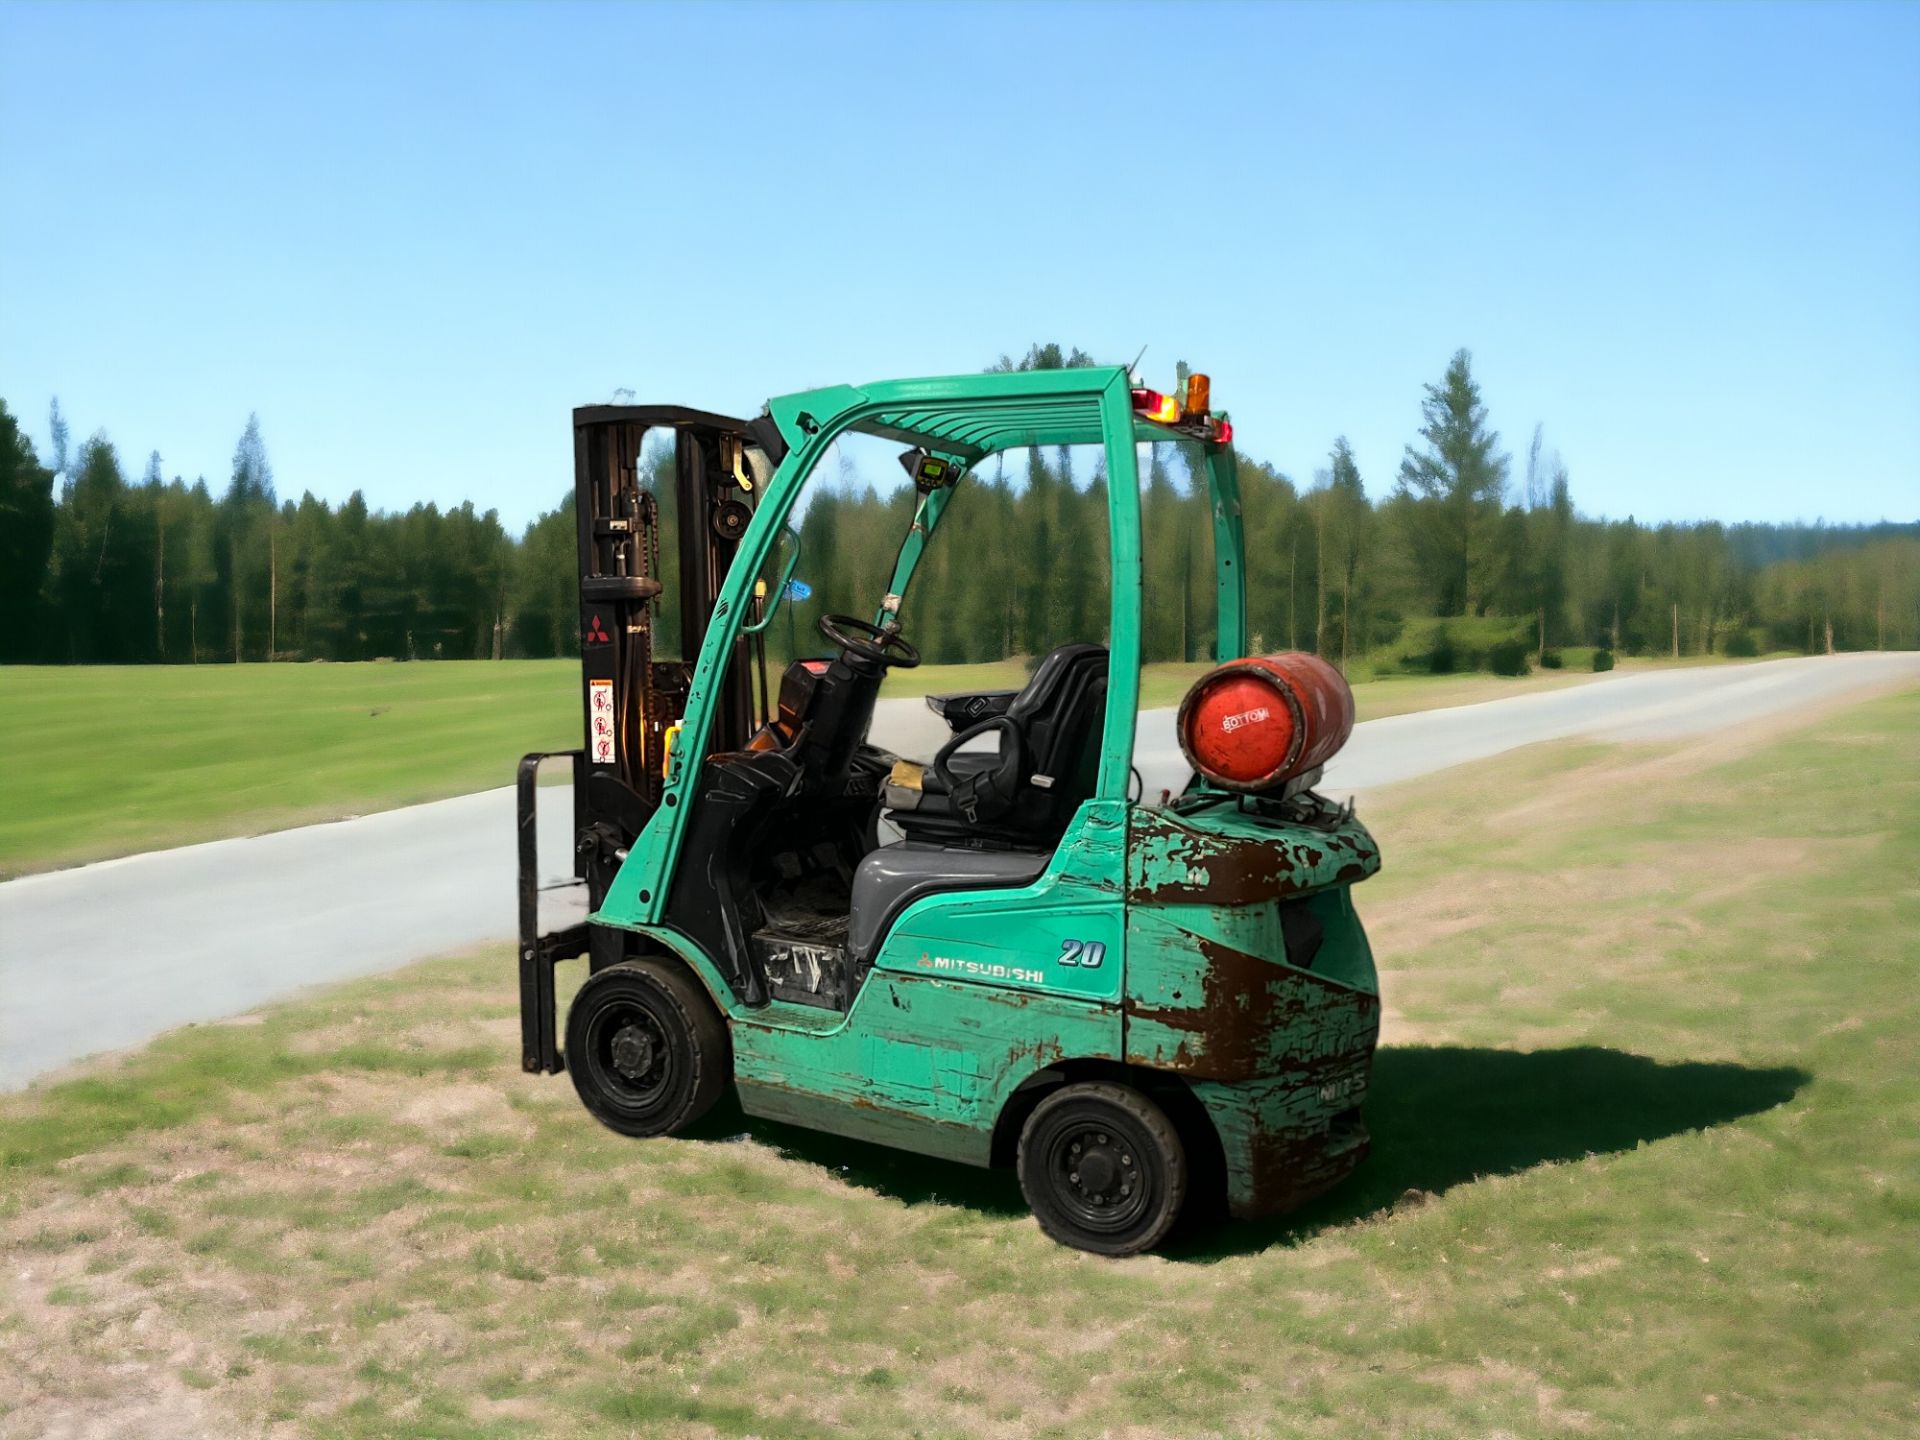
[1057,939,1107,969]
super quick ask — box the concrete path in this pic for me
[4,653,1914,1090]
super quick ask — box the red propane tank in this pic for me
[1175,652,1355,793]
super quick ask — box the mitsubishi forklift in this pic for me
[517,367,1382,1254]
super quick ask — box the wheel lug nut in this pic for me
[1069,1172,1079,1184]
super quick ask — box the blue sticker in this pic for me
[784,579,813,602]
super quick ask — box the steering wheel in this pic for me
[818,613,922,670]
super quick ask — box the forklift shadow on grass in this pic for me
[1171,1045,1810,1260]
[683,1046,1809,1259]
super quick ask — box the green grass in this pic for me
[1,657,1621,876]
[1,686,1914,1436]
[0,660,579,876]
[874,658,1032,699]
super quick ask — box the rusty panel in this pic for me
[1127,804,1381,907]
[1123,907,1379,1082]
[1194,1070,1373,1218]
[1124,796,1381,1217]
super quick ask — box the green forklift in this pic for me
[516,366,1382,1254]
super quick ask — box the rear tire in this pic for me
[564,960,729,1137]
[1017,1082,1187,1255]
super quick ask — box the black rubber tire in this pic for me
[564,960,729,1138]
[1016,1082,1187,1256]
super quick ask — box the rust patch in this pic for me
[1003,1036,1067,1075]
[1233,1112,1371,1219]
[1125,929,1379,1082]
[1127,810,1381,906]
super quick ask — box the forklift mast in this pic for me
[518,404,787,1071]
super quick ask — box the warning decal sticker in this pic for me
[589,679,616,765]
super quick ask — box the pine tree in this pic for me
[180,479,217,662]
[223,414,276,660]
[1533,462,1574,657]
[0,402,56,662]
[1141,445,1183,661]
[48,397,70,485]
[1395,349,1509,615]
[144,451,168,658]
[53,435,129,661]
[1324,437,1371,668]
[1018,445,1054,655]
[1309,472,1330,657]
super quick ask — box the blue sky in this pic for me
[2,0,1915,532]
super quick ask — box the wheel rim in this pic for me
[586,999,675,1113]
[1046,1121,1152,1235]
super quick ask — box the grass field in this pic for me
[0,659,1621,877]
[0,662,581,878]
[3,685,1912,1438]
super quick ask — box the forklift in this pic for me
[517,367,1382,1254]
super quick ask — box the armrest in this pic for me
[924,689,1019,733]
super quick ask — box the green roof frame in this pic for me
[598,364,1247,932]
[764,365,1203,462]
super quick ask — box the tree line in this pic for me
[3,346,1915,669]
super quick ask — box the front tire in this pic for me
[564,960,729,1137]
[1017,1082,1187,1255]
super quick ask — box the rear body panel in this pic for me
[606,795,1381,1221]
[1124,801,1382,1217]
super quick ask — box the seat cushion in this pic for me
[884,736,1014,809]
[847,843,1050,965]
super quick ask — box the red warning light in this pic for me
[1130,388,1182,424]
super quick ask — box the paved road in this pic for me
[3,653,1913,1090]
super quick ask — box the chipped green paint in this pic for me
[617,791,1382,1211]
[1123,798,1382,1216]
[1123,901,1379,1081]
[612,806,1126,1163]
[1126,799,1382,907]
[1194,1069,1375,1218]
[876,800,1128,1004]
[578,366,1383,1220]
[733,974,1119,1166]
[729,804,1130,1161]
[616,915,1119,1165]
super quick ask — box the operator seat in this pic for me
[846,843,1052,970]
[885,642,1109,848]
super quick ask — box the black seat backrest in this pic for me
[1009,643,1105,725]
[893,642,1111,846]
[1011,643,1108,821]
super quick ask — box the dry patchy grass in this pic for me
[3,689,1916,1438]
